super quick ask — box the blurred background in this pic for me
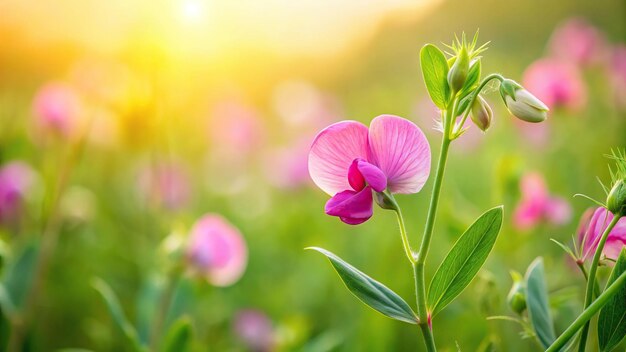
[0,0,625,350]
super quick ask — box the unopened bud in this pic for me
[500,79,549,123]
[607,179,626,215]
[471,95,493,131]
[447,47,470,93]
[507,271,527,315]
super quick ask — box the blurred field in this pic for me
[0,0,625,351]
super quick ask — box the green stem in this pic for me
[413,98,457,352]
[548,269,626,352]
[575,261,600,299]
[451,73,504,139]
[577,212,623,351]
[150,268,181,350]
[386,192,415,264]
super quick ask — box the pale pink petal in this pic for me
[520,172,549,202]
[187,214,248,287]
[367,115,431,194]
[308,121,369,195]
[522,58,586,111]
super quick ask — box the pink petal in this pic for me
[367,115,431,194]
[520,172,549,202]
[545,197,572,225]
[325,187,373,225]
[308,121,369,195]
[513,199,543,230]
[348,158,387,192]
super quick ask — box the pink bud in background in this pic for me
[208,100,266,158]
[522,58,586,111]
[186,214,248,287]
[32,82,84,139]
[0,161,35,224]
[233,309,275,352]
[264,139,311,190]
[609,45,626,109]
[549,17,608,67]
[578,207,626,262]
[138,161,190,211]
[513,172,571,230]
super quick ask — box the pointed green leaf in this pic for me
[136,275,164,344]
[308,247,418,324]
[3,242,39,310]
[92,278,144,351]
[427,206,503,316]
[460,59,482,96]
[161,316,193,352]
[525,258,556,349]
[420,44,450,109]
[599,248,626,351]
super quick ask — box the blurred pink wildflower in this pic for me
[523,58,587,111]
[32,82,84,139]
[233,309,275,352]
[138,161,190,211]
[0,161,35,224]
[549,17,608,67]
[309,115,431,225]
[186,214,248,286]
[577,207,626,262]
[513,172,571,230]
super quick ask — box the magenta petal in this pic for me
[367,115,431,194]
[349,158,387,192]
[325,187,373,225]
[309,121,369,196]
[513,199,542,230]
[348,159,366,191]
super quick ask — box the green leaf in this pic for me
[427,206,503,316]
[2,242,39,310]
[307,247,418,324]
[161,316,193,352]
[525,258,556,349]
[92,277,144,351]
[599,248,626,351]
[420,44,450,109]
[136,275,164,344]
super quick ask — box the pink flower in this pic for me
[138,161,190,211]
[233,309,275,352]
[186,214,247,286]
[578,207,626,262]
[0,161,35,223]
[32,82,84,138]
[549,17,608,67]
[308,115,431,225]
[522,58,586,111]
[513,172,572,230]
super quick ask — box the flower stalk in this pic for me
[577,210,623,351]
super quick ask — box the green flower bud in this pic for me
[507,271,527,315]
[500,79,549,123]
[607,179,626,215]
[374,191,398,211]
[470,95,493,131]
[447,46,469,93]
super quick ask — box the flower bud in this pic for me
[507,271,527,315]
[374,191,397,210]
[607,179,626,215]
[470,95,493,131]
[500,79,549,123]
[447,46,470,93]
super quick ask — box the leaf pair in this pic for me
[309,206,503,324]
